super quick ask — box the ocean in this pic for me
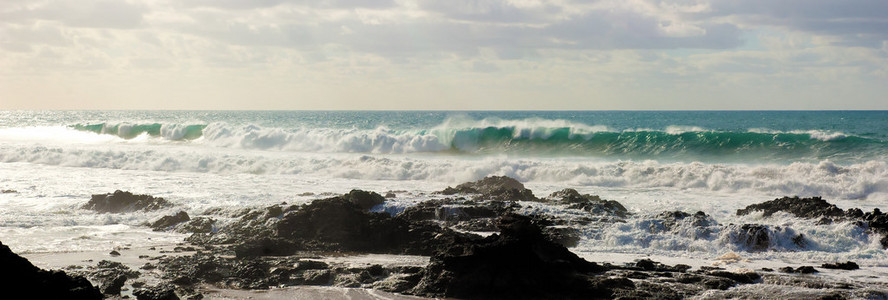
[1,110,887,274]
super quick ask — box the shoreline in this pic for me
[4,176,888,299]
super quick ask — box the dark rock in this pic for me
[134,285,179,300]
[779,266,817,274]
[410,214,611,299]
[707,271,761,284]
[83,190,172,213]
[732,224,771,251]
[102,275,127,295]
[234,237,298,258]
[342,189,386,211]
[440,176,538,201]
[820,261,860,270]
[151,211,190,231]
[301,269,333,285]
[110,250,121,256]
[276,196,476,255]
[702,277,736,290]
[0,241,102,299]
[384,192,396,198]
[294,260,329,271]
[1,189,17,193]
[177,217,215,234]
[737,196,844,219]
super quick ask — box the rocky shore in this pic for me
[4,176,888,299]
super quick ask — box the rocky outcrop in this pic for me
[441,176,538,201]
[737,196,844,218]
[83,190,172,213]
[738,196,888,248]
[410,214,611,299]
[0,241,102,299]
[550,189,629,218]
[151,211,190,231]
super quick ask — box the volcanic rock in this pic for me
[83,190,172,213]
[441,176,538,201]
[410,214,612,299]
[151,211,190,231]
[736,196,844,219]
[821,261,859,270]
[0,240,102,299]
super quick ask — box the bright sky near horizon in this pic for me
[1,0,887,110]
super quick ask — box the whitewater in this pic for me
[1,110,887,287]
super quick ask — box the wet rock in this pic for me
[410,214,611,299]
[134,284,179,300]
[631,259,691,273]
[83,190,172,213]
[548,188,629,218]
[110,250,121,256]
[101,275,127,295]
[176,217,215,234]
[341,189,386,211]
[440,176,538,201]
[731,224,772,251]
[234,237,299,258]
[707,270,761,284]
[1,189,17,193]
[737,196,845,219]
[151,211,190,231]
[0,241,102,299]
[186,204,282,245]
[779,266,818,274]
[821,261,859,270]
[277,196,476,255]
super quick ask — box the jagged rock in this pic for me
[341,189,386,211]
[821,261,859,270]
[101,275,127,295]
[731,224,771,251]
[276,196,478,255]
[177,217,215,234]
[234,237,298,258]
[707,270,761,284]
[134,284,179,300]
[736,196,844,219]
[410,214,611,299]
[83,190,172,213]
[779,266,818,274]
[548,189,628,218]
[186,204,283,245]
[0,241,102,299]
[440,176,538,201]
[151,211,190,231]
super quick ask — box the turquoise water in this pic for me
[2,110,886,163]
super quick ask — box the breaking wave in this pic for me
[64,118,887,161]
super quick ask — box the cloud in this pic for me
[1,0,148,29]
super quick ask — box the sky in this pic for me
[1,0,887,110]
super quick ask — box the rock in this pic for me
[342,189,386,211]
[410,214,611,299]
[384,192,396,198]
[110,250,121,256]
[83,190,172,213]
[779,266,818,274]
[440,176,538,201]
[177,217,215,234]
[276,196,473,255]
[736,196,844,219]
[134,285,179,300]
[234,237,298,258]
[821,261,859,270]
[101,275,127,295]
[0,240,102,299]
[151,211,190,231]
[731,224,771,251]
[707,270,761,284]
[1,189,17,193]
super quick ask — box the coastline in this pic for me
[5,176,887,299]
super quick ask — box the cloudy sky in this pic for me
[1,0,886,110]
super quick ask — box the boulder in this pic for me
[0,241,102,299]
[342,189,386,211]
[441,176,538,201]
[821,261,859,270]
[151,211,190,231]
[83,190,172,213]
[410,214,611,299]
[551,189,628,218]
[134,285,179,300]
[736,196,844,219]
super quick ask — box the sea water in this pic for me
[1,110,887,274]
